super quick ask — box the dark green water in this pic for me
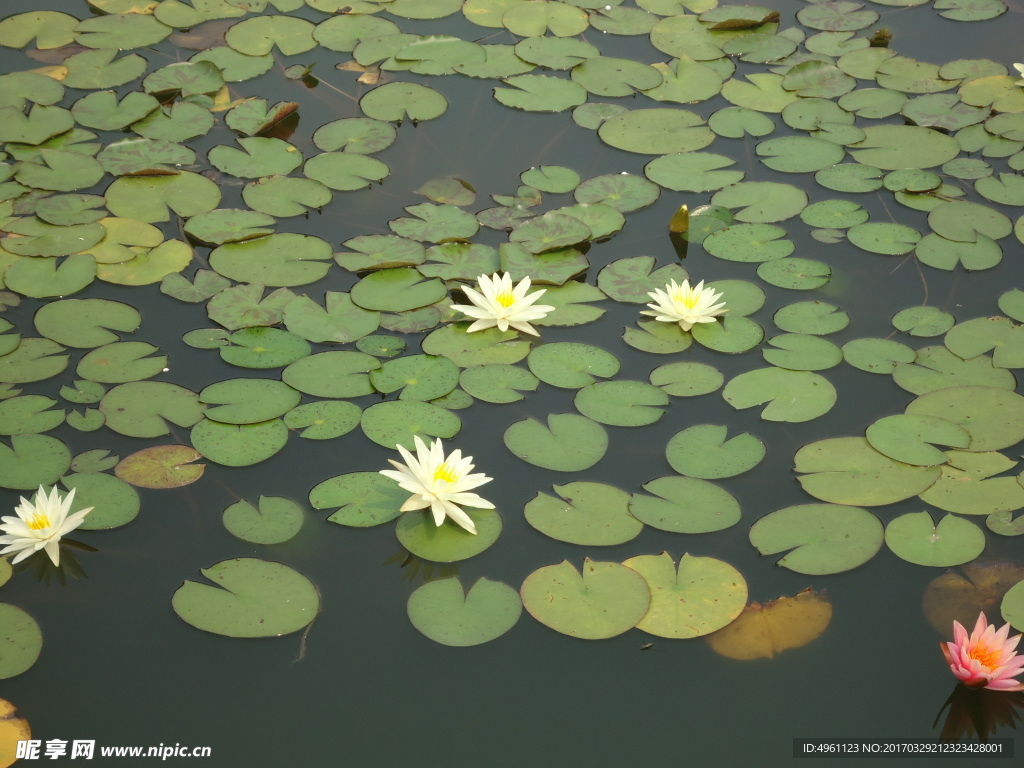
[2,1,1024,766]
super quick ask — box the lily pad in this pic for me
[666,424,765,479]
[359,400,460,450]
[885,511,986,567]
[0,604,41,679]
[905,386,1024,452]
[222,496,303,545]
[525,482,642,545]
[749,504,884,574]
[312,471,407,527]
[722,368,836,422]
[629,475,740,533]
[407,577,521,646]
[113,444,205,489]
[395,508,501,562]
[794,437,941,506]
[705,588,833,660]
[172,558,319,637]
[527,342,619,388]
[504,413,607,471]
[624,553,747,639]
[520,559,650,639]
[0,434,71,490]
[190,418,289,467]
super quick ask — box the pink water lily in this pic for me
[941,612,1024,691]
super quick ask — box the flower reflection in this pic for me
[934,685,1024,742]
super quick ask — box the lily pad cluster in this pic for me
[0,0,1023,667]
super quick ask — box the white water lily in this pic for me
[379,436,494,535]
[450,272,555,336]
[1016,63,1024,86]
[0,486,93,567]
[641,278,727,332]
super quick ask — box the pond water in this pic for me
[1,0,1024,765]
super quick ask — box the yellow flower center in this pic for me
[969,643,1001,670]
[495,291,516,308]
[27,513,50,531]
[433,463,458,483]
[672,289,698,309]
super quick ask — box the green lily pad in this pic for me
[0,11,78,50]
[360,400,460,449]
[395,508,501,562]
[865,414,971,466]
[421,325,531,367]
[509,212,591,254]
[905,385,1024,452]
[945,317,1024,368]
[723,368,837,422]
[527,342,619,388]
[75,13,172,50]
[76,341,167,384]
[504,413,607,471]
[666,424,765,479]
[1002,580,1024,632]
[370,354,459,401]
[690,316,765,353]
[351,268,447,312]
[224,15,316,56]
[283,293,381,345]
[624,553,747,639]
[284,401,361,440]
[628,475,740,533]
[0,604,42,679]
[525,482,642,545]
[762,334,842,370]
[919,451,1024,516]
[520,559,650,639]
[849,125,962,170]
[304,152,389,191]
[219,327,311,370]
[750,504,884,575]
[359,82,448,122]
[711,181,807,223]
[893,346,1015,394]
[794,437,941,506]
[104,171,221,223]
[210,233,332,288]
[0,338,67,384]
[190,418,289,466]
[708,106,776,138]
[885,511,986,566]
[644,152,744,193]
[774,301,850,335]
[172,558,319,637]
[597,108,714,154]
[574,173,660,212]
[200,379,300,425]
[99,382,204,438]
[0,396,64,435]
[33,299,140,349]
[573,380,669,427]
[222,496,304,545]
[209,137,303,180]
[892,306,956,337]
[459,364,538,403]
[407,577,521,646]
[703,223,793,262]
[0,434,71,490]
[62,471,139,530]
[312,471,407,527]
[243,176,332,218]
[493,74,588,112]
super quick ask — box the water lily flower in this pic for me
[0,486,93,567]
[941,612,1024,691]
[1015,63,1024,86]
[641,279,727,332]
[450,272,555,336]
[379,436,494,535]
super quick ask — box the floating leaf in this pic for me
[624,553,747,639]
[312,471,406,527]
[0,604,41,679]
[885,511,986,567]
[906,386,1024,451]
[62,472,139,530]
[574,380,668,427]
[794,437,940,506]
[407,577,521,646]
[629,475,740,533]
[597,108,713,154]
[504,413,607,471]
[520,559,650,639]
[113,444,205,489]
[100,382,204,438]
[0,435,70,490]
[190,418,289,467]
[395,508,501,562]
[750,504,884,574]
[360,82,447,122]
[705,589,832,660]
[172,558,319,637]
[525,482,642,545]
[723,368,836,422]
[360,400,460,449]
[527,342,619,388]
[666,424,765,479]
[459,364,537,403]
[223,496,303,545]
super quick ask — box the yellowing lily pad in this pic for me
[705,588,832,660]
